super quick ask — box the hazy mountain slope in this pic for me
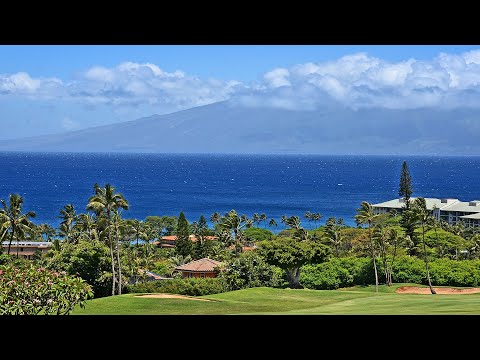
[0,101,479,155]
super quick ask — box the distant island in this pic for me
[1,100,480,155]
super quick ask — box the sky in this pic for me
[2,44,480,140]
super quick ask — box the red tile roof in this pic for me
[175,258,222,272]
[160,235,218,242]
[227,244,257,252]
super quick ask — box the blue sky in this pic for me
[2,45,480,140]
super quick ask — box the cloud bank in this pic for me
[3,50,480,112]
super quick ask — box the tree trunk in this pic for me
[116,235,122,295]
[286,267,303,289]
[388,240,398,286]
[109,240,116,296]
[369,225,379,292]
[422,223,436,294]
[7,224,15,255]
[372,256,379,292]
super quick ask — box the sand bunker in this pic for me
[136,293,215,301]
[396,286,480,294]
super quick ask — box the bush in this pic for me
[125,277,225,296]
[301,257,373,290]
[219,252,282,291]
[44,240,112,298]
[0,262,93,315]
[243,227,274,242]
[390,256,426,284]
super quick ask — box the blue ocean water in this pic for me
[0,152,479,228]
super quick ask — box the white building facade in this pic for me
[371,197,480,227]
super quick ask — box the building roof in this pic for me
[460,212,480,219]
[160,235,218,242]
[373,197,480,215]
[372,197,451,211]
[1,241,52,247]
[227,244,257,252]
[438,200,480,213]
[175,258,222,272]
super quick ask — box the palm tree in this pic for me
[354,201,380,292]
[35,223,56,242]
[76,213,97,241]
[109,210,127,295]
[304,211,312,229]
[0,194,36,256]
[259,213,268,228]
[210,212,221,225]
[311,212,322,229]
[410,197,436,294]
[128,219,149,247]
[268,218,278,233]
[285,216,309,241]
[373,225,398,286]
[252,213,260,227]
[87,183,129,296]
[324,217,345,257]
[58,204,77,243]
[218,210,252,255]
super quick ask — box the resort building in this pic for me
[1,241,53,259]
[175,258,222,278]
[372,197,480,227]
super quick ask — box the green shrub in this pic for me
[125,277,225,296]
[390,256,426,284]
[219,252,282,291]
[0,262,93,315]
[243,227,274,242]
[301,257,373,290]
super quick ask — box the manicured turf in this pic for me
[72,284,480,315]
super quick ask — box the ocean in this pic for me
[1,152,479,228]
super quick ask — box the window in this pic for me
[20,247,23,252]
[200,273,205,278]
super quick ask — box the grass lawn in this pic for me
[72,283,480,315]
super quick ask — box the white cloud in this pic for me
[263,68,291,88]
[5,50,480,113]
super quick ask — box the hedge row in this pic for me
[301,256,480,289]
[125,277,225,296]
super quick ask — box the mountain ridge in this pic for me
[1,100,479,155]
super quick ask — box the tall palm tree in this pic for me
[304,211,312,229]
[268,218,278,233]
[218,210,252,255]
[259,213,268,228]
[34,223,56,242]
[128,219,149,247]
[410,197,436,294]
[0,194,36,256]
[109,210,127,295]
[210,212,221,225]
[76,213,98,241]
[373,225,397,286]
[58,204,77,243]
[252,213,260,227]
[324,217,345,257]
[311,212,322,229]
[285,216,309,241]
[87,183,129,296]
[354,201,380,292]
